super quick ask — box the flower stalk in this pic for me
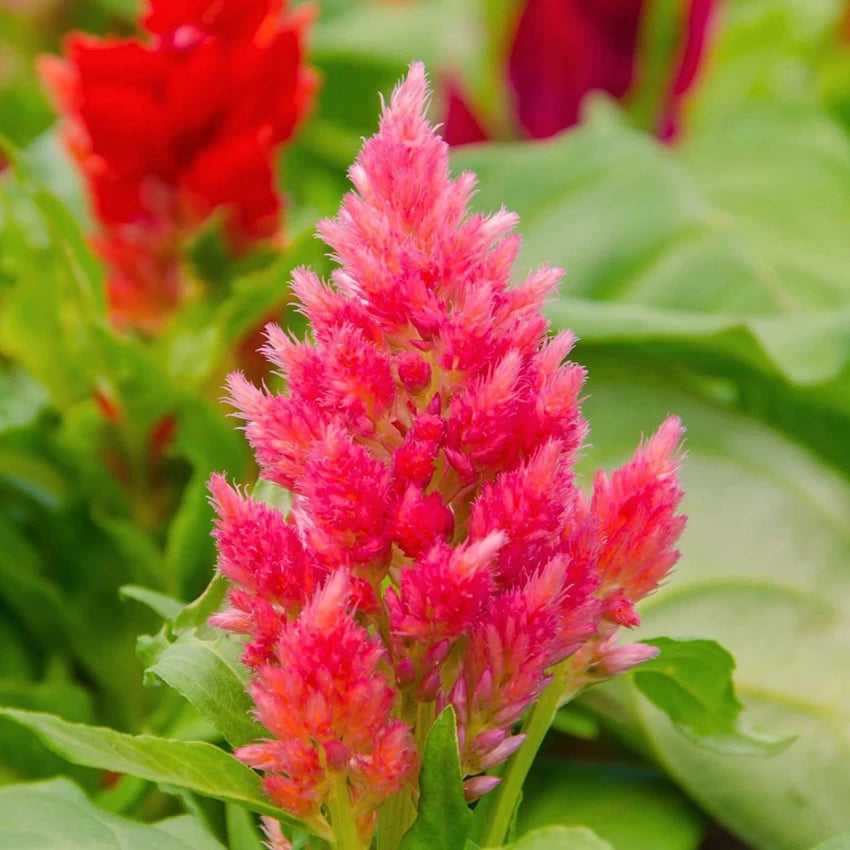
[480,665,582,847]
[327,774,365,850]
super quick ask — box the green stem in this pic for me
[327,773,364,850]
[479,664,580,847]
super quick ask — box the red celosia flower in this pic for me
[40,0,316,331]
[445,0,720,145]
[210,64,686,840]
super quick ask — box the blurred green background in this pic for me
[2,1,850,849]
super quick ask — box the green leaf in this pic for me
[550,706,600,741]
[154,816,226,849]
[0,680,95,784]
[137,571,262,748]
[632,638,792,755]
[516,762,705,850]
[252,478,293,514]
[144,629,263,749]
[0,708,294,823]
[814,831,850,850]
[164,470,217,603]
[452,101,850,474]
[399,707,471,850]
[0,365,48,434]
[225,803,264,850]
[121,585,185,621]
[173,573,230,633]
[572,354,850,849]
[0,778,225,849]
[501,826,613,850]
[0,515,73,648]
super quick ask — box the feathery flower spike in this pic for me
[210,63,685,847]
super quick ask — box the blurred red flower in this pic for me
[40,1,316,331]
[445,0,719,145]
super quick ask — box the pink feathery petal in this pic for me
[290,267,381,344]
[390,485,454,558]
[352,721,419,802]
[242,572,416,816]
[260,816,293,850]
[392,411,446,490]
[226,372,326,489]
[592,415,686,612]
[299,426,392,568]
[208,473,323,610]
[460,558,568,752]
[591,634,660,678]
[388,533,503,641]
[396,351,432,395]
[214,589,285,668]
[447,349,533,473]
[320,324,396,430]
[469,440,575,587]
[261,323,328,402]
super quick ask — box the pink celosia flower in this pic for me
[237,571,416,838]
[210,64,685,842]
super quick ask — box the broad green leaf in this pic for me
[516,762,704,850]
[399,707,471,850]
[573,355,850,849]
[0,709,294,823]
[0,778,225,850]
[684,0,845,132]
[153,816,226,849]
[252,478,293,514]
[633,638,792,754]
[452,103,850,474]
[814,831,850,850]
[0,680,95,784]
[502,826,613,850]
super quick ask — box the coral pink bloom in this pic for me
[592,415,687,626]
[236,571,416,835]
[40,0,315,331]
[445,0,720,145]
[210,64,685,834]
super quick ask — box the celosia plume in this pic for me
[40,0,315,331]
[210,64,685,845]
